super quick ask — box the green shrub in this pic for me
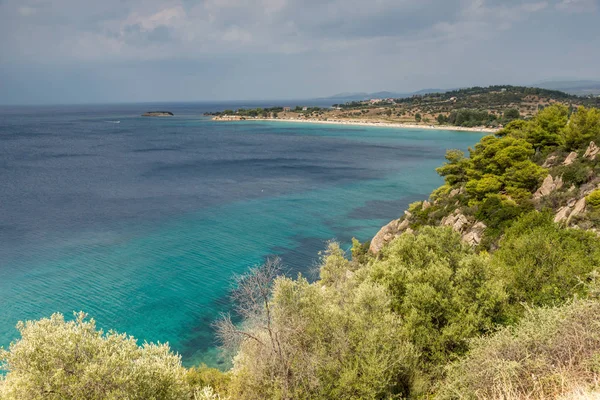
[474,194,533,247]
[492,211,600,310]
[369,227,507,369]
[0,312,192,400]
[186,365,230,398]
[587,189,600,209]
[224,249,418,400]
[554,160,592,186]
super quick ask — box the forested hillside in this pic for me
[2,105,600,400]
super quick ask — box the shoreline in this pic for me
[212,116,499,133]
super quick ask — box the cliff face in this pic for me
[370,140,600,254]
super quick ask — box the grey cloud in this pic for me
[0,0,598,104]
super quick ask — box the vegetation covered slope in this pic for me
[3,105,600,399]
[210,86,600,129]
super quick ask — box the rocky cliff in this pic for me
[370,141,600,254]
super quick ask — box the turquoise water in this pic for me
[0,104,485,367]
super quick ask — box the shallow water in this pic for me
[0,103,485,366]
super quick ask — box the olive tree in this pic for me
[0,312,191,400]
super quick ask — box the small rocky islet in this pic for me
[142,111,174,117]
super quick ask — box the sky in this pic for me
[0,0,599,104]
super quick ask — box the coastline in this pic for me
[212,116,499,133]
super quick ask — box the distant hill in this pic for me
[323,82,600,102]
[321,88,448,101]
[531,80,600,96]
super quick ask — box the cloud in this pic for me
[17,6,37,16]
[556,0,598,12]
[0,0,598,103]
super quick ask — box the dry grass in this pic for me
[437,300,600,400]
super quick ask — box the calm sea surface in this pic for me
[0,102,485,366]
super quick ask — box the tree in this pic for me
[437,114,447,125]
[503,108,520,121]
[0,312,191,400]
[221,251,418,399]
[525,104,569,149]
[465,135,546,200]
[436,149,468,185]
[564,106,600,150]
[415,113,422,122]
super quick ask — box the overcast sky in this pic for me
[0,0,599,104]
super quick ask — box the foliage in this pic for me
[436,150,469,186]
[0,312,192,400]
[565,106,600,150]
[223,246,418,399]
[587,189,600,209]
[491,211,600,309]
[455,134,546,202]
[369,227,507,369]
[186,365,230,398]
[523,104,569,149]
[474,194,533,246]
[439,300,600,400]
[503,108,520,121]
[447,109,496,127]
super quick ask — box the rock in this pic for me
[453,214,469,233]
[369,218,409,254]
[567,198,577,207]
[442,210,469,233]
[448,186,466,198]
[462,221,487,246]
[533,175,563,199]
[584,141,599,160]
[542,155,558,168]
[563,152,578,166]
[567,197,587,224]
[422,200,431,210]
[554,206,572,223]
[142,111,174,117]
[581,182,597,196]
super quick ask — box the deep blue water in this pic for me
[0,102,485,367]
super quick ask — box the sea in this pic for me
[0,102,486,367]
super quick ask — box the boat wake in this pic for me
[105,120,121,124]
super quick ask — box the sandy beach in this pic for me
[212,116,499,133]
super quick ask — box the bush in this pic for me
[492,211,600,310]
[369,227,507,369]
[587,189,600,209]
[438,300,600,400]
[0,312,192,400]
[474,194,532,247]
[186,365,230,398]
[223,249,418,400]
[554,160,593,186]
